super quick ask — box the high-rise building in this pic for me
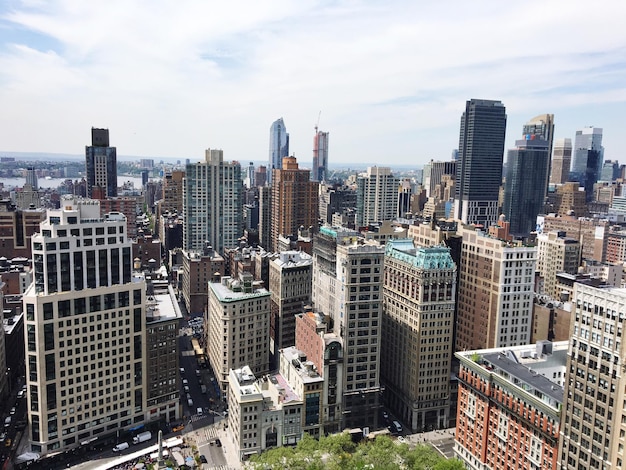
[206,273,270,395]
[255,166,267,188]
[557,284,626,469]
[181,245,225,315]
[269,156,318,252]
[600,160,621,182]
[523,113,555,191]
[85,128,117,199]
[23,197,147,457]
[422,160,457,199]
[0,199,45,259]
[536,231,581,299]
[183,149,244,254]
[258,186,271,250]
[382,240,456,432]
[268,118,289,184]
[25,167,38,190]
[245,161,255,188]
[537,213,609,262]
[455,225,536,351]
[502,136,550,236]
[570,127,604,201]
[318,183,357,226]
[455,341,566,470]
[312,226,384,430]
[550,138,573,185]
[162,170,185,215]
[312,130,329,182]
[454,99,507,227]
[356,167,400,227]
[268,251,312,365]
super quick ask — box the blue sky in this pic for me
[1,0,626,167]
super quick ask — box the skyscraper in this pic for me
[570,127,604,201]
[268,118,289,184]
[356,166,400,227]
[558,283,626,469]
[312,130,329,182]
[183,149,244,254]
[85,128,117,199]
[269,156,318,252]
[502,135,550,236]
[382,240,456,432]
[550,138,573,185]
[24,197,146,457]
[25,167,38,190]
[522,113,555,195]
[454,99,507,227]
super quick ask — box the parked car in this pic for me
[17,390,25,399]
[9,407,16,415]
[172,424,185,433]
[113,442,129,452]
[215,438,222,447]
[4,417,11,428]
[183,386,189,393]
[200,455,208,463]
[0,432,6,443]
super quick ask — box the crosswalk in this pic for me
[194,424,220,444]
[191,413,206,423]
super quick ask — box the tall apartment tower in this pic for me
[502,136,550,236]
[206,273,270,395]
[312,130,329,182]
[183,149,244,254]
[268,118,289,184]
[382,240,456,432]
[570,127,604,201]
[85,128,117,199]
[356,166,400,227]
[258,186,271,250]
[25,167,38,190]
[23,197,146,457]
[455,225,537,351]
[268,251,313,365]
[523,113,555,193]
[454,99,507,227]
[536,232,581,299]
[550,138,573,185]
[161,170,185,214]
[558,284,626,470]
[312,226,384,430]
[269,156,319,252]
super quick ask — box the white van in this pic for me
[391,420,403,434]
[187,398,193,407]
[113,442,129,452]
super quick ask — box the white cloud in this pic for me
[1,0,626,165]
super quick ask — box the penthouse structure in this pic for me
[455,341,566,470]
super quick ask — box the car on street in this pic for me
[182,379,189,386]
[0,432,6,443]
[382,410,389,420]
[4,439,11,448]
[180,367,185,374]
[183,386,189,393]
[172,424,185,432]
[9,407,16,416]
[17,390,25,399]
[215,438,222,447]
[200,455,208,463]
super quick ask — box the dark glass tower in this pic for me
[268,118,289,184]
[570,127,604,202]
[85,128,117,198]
[502,136,550,236]
[454,99,507,227]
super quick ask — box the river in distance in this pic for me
[0,176,150,190]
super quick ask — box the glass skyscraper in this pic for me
[570,127,604,201]
[268,118,289,184]
[454,99,507,227]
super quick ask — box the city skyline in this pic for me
[1,1,626,166]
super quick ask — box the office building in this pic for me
[257,186,271,250]
[206,273,270,395]
[382,240,456,432]
[502,136,550,236]
[537,214,608,262]
[312,130,329,182]
[455,225,537,351]
[269,156,318,252]
[570,127,604,201]
[85,128,117,199]
[268,251,312,365]
[0,199,45,260]
[312,226,384,430]
[319,183,357,226]
[600,160,621,182]
[422,160,457,199]
[523,114,555,191]
[550,138,573,185]
[557,284,626,469]
[454,99,507,227]
[547,181,588,217]
[183,149,244,254]
[254,166,267,188]
[25,167,38,190]
[268,118,289,184]
[356,166,400,227]
[181,246,225,315]
[455,341,566,470]
[536,232,581,299]
[23,197,147,456]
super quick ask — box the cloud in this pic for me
[1,0,626,165]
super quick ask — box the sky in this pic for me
[1,1,626,168]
